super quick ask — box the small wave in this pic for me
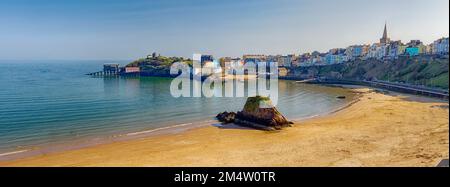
[126,123,194,136]
[0,149,28,157]
[291,114,320,122]
[302,114,320,119]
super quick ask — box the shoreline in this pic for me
[0,83,357,162]
[0,87,448,166]
[0,99,352,162]
[0,120,212,162]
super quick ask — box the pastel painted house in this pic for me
[405,47,419,56]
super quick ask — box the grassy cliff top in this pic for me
[243,96,274,112]
[126,56,193,68]
[291,56,449,89]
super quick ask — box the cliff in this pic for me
[125,55,449,89]
[126,55,192,77]
[288,56,449,89]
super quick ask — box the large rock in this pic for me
[217,96,293,131]
[216,111,236,124]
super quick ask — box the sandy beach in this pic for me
[0,88,448,167]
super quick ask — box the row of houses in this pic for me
[118,24,448,76]
[221,37,447,68]
[313,24,448,65]
[232,24,448,67]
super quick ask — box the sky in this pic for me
[0,0,448,60]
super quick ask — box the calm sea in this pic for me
[0,60,354,154]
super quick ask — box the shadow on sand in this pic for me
[210,123,259,131]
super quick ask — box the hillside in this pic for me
[289,56,449,89]
[126,55,192,76]
[125,55,449,89]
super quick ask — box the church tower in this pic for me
[380,22,390,44]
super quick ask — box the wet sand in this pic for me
[0,88,448,166]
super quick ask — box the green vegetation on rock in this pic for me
[290,56,449,89]
[127,55,192,69]
[125,55,193,77]
[242,96,273,112]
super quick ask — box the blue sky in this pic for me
[0,0,448,60]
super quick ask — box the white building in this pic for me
[432,37,449,55]
[366,43,388,60]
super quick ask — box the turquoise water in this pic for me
[0,60,353,153]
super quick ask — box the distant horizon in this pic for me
[0,0,448,60]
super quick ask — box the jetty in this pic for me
[86,64,120,77]
[86,64,140,77]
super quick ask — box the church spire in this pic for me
[380,21,390,44]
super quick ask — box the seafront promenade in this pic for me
[281,77,449,100]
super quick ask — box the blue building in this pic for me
[352,46,363,57]
[405,47,419,56]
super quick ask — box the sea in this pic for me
[0,60,354,158]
